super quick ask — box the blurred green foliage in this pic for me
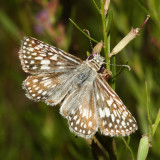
[0,0,160,159]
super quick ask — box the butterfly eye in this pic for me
[87,53,95,60]
[98,65,105,73]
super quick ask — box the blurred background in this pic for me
[0,0,160,159]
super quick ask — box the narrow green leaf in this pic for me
[152,108,160,136]
[69,18,98,44]
[92,0,100,13]
[145,81,152,140]
[121,137,135,160]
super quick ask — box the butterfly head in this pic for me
[86,41,105,71]
[86,53,105,71]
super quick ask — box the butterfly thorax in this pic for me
[86,54,105,71]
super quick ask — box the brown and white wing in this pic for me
[23,70,78,106]
[95,75,138,136]
[60,82,98,139]
[19,37,82,74]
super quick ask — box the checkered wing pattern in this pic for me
[23,71,76,105]
[60,82,98,138]
[19,37,138,139]
[19,37,82,105]
[95,75,138,136]
[19,37,82,74]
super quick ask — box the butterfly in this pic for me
[19,36,138,139]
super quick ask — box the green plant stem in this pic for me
[92,0,100,13]
[69,18,98,44]
[100,0,110,70]
[152,108,160,136]
[121,137,135,160]
[111,56,116,90]
[145,81,152,140]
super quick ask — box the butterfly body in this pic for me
[19,37,138,139]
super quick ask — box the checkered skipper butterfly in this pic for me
[19,37,137,139]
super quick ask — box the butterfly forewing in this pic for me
[95,75,138,136]
[19,37,82,74]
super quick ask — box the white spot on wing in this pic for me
[99,108,105,118]
[73,115,77,120]
[44,80,52,87]
[32,52,37,56]
[30,60,34,64]
[82,108,88,118]
[96,93,100,100]
[35,56,43,60]
[88,121,92,127]
[116,119,120,124]
[105,107,110,117]
[109,123,112,128]
[41,66,50,70]
[33,79,38,83]
[42,91,47,95]
[107,97,113,106]
[41,60,50,64]
[26,82,30,85]
[76,119,80,125]
[29,48,34,52]
[38,89,42,94]
[121,121,126,127]
[111,114,115,122]
[50,54,58,60]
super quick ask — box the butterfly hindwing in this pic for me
[60,82,98,138]
[23,71,78,106]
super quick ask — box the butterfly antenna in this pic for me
[103,62,131,71]
[83,29,93,51]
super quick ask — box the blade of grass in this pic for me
[145,81,152,140]
[152,108,160,136]
[134,0,151,15]
[92,0,100,13]
[69,18,98,44]
[121,137,135,160]
[0,10,21,41]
